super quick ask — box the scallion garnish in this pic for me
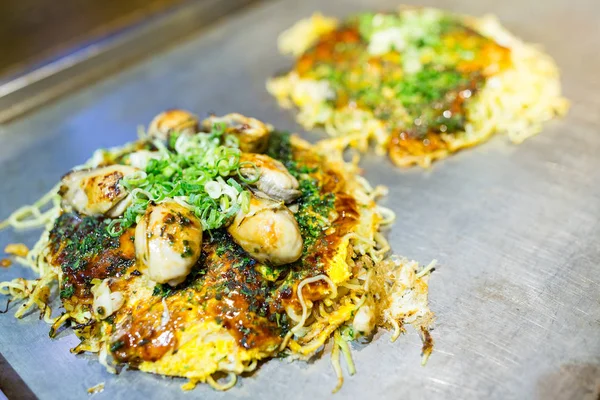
[109,123,256,235]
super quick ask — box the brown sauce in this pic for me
[49,213,136,299]
[292,18,513,162]
[111,234,283,363]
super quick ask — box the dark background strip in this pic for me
[0,0,188,80]
[0,0,261,123]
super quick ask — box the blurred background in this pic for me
[0,0,187,79]
[0,0,255,123]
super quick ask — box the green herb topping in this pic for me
[107,123,253,236]
[299,9,509,138]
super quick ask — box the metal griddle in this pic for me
[1,0,599,399]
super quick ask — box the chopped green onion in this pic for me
[107,219,124,237]
[205,181,222,199]
[108,123,260,234]
[237,161,261,184]
[162,165,177,178]
[123,171,147,188]
[239,190,251,213]
[227,178,243,192]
